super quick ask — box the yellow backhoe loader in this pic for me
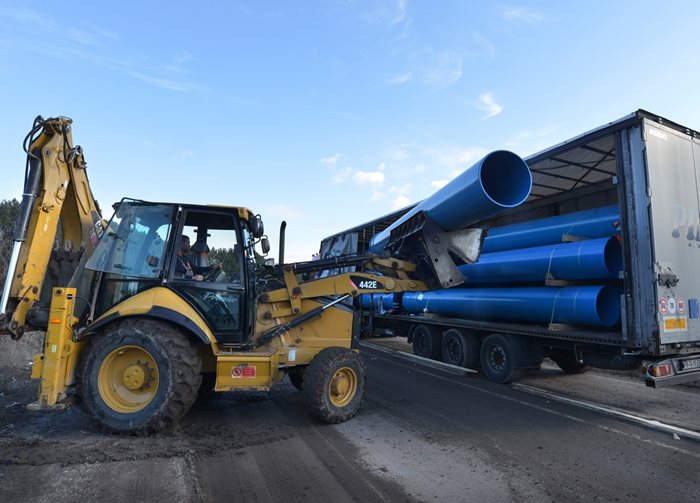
[0,116,490,434]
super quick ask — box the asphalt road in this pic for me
[1,342,699,502]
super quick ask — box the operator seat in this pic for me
[190,239,211,271]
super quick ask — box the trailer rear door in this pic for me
[645,119,700,345]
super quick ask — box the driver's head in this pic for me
[180,234,191,253]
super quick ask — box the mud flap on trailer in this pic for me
[511,336,544,369]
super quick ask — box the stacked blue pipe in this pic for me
[369,150,532,253]
[360,293,398,312]
[458,236,622,285]
[401,286,621,328]
[482,204,620,253]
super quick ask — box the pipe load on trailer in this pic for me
[458,236,623,285]
[401,286,622,328]
[481,204,620,253]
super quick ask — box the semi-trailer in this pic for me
[322,110,700,388]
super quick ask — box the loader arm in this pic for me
[0,116,103,339]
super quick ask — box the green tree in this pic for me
[0,198,19,240]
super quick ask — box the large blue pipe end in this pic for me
[369,150,531,253]
[479,150,533,208]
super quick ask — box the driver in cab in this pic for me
[175,235,204,281]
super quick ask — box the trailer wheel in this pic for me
[411,324,442,360]
[441,329,481,369]
[480,333,523,384]
[303,347,366,423]
[552,353,589,374]
[79,319,202,434]
[288,367,305,390]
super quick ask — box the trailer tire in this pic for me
[411,324,442,360]
[441,329,480,369]
[552,354,589,374]
[480,333,523,384]
[303,347,366,423]
[288,367,305,391]
[79,319,202,434]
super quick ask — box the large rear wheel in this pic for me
[302,347,366,423]
[441,328,481,369]
[480,333,523,384]
[411,324,442,360]
[79,319,202,434]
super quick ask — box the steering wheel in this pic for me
[202,263,223,282]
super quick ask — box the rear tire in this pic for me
[441,328,481,369]
[411,324,442,360]
[302,347,366,423]
[480,333,523,384]
[78,319,202,434]
[552,353,589,374]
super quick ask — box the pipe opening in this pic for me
[595,286,621,327]
[479,151,532,207]
[603,237,623,277]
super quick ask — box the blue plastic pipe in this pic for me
[458,237,622,285]
[482,205,620,253]
[359,293,398,312]
[369,150,532,253]
[401,286,621,328]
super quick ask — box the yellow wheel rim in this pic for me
[329,367,357,407]
[98,345,159,413]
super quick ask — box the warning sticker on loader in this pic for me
[232,366,257,378]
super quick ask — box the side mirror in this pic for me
[250,214,265,239]
[260,237,270,254]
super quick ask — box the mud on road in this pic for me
[0,334,413,503]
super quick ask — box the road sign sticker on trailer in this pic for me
[668,297,677,314]
[677,298,686,314]
[659,298,668,315]
[663,316,688,332]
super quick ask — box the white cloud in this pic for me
[502,7,546,23]
[424,51,463,87]
[477,92,503,119]
[320,153,343,166]
[353,162,385,186]
[388,72,414,85]
[391,194,411,209]
[331,166,353,184]
[392,0,409,25]
[431,180,449,190]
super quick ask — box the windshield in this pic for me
[86,201,174,279]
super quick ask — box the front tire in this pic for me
[79,319,202,434]
[302,347,366,423]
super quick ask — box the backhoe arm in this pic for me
[0,116,103,338]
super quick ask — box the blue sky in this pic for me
[0,1,698,262]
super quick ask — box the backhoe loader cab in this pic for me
[85,199,263,347]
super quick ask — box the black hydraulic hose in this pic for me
[13,152,43,242]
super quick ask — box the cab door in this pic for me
[170,208,249,345]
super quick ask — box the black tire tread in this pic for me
[78,318,202,435]
[302,347,366,424]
